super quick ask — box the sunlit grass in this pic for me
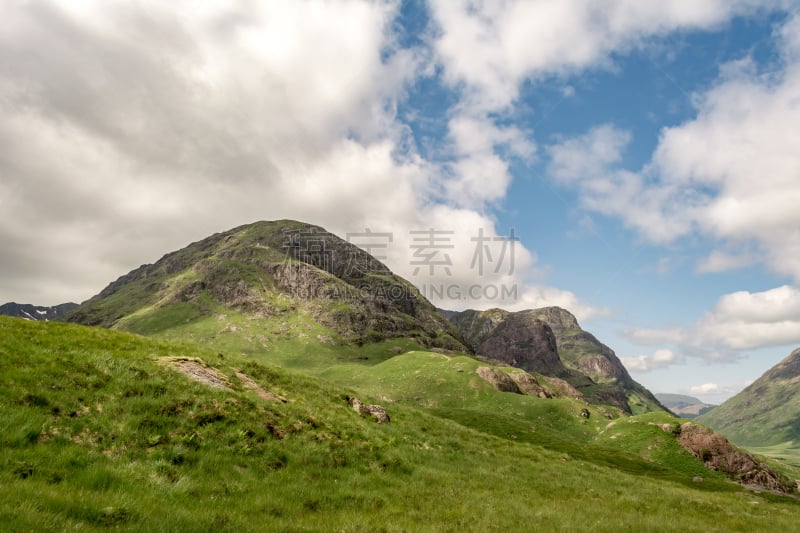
[2,317,799,531]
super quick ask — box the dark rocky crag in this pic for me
[445,307,665,414]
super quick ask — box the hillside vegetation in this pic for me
[3,317,800,531]
[700,347,800,467]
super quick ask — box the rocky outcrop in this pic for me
[444,307,665,414]
[348,397,390,424]
[666,422,792,493]
[507,371,551,398]
[541,376,587,402]
[476,314,566,376]
[476,367,522,394]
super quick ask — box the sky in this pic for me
[2,1,800,403]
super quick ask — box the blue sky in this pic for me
[2,1,800,403]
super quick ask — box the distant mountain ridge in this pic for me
[699,347,800,447]
[444,307,665,414]
[655,393,716,419]
[0,302,78,321]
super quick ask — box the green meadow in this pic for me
[2,316,799,531]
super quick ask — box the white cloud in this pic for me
[694,285,800,350]
[623,327,687,345]
[695,250,757,274]
[0,0,603,319]
[0,0,426,303]
[622,285,800,357]
[428,0,761,112]
[621,348,681,372]
[689,382,722,395]
[547,11,800,282]
[547,124,700,243]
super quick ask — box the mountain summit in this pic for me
[444,307,664,414]
[67,220,467,353]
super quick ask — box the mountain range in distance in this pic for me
[656,393,717,419]
[0,302,78,322]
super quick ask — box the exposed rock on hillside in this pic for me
[348,397,390,424]
[476,367,522,394]
[507,371,551,398]
[666,422,793,494]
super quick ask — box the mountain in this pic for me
[445,307,665,414]
[66,220,665,416]
[0,302,78,321]
[656,393,717,419]
[67,220,467,356]
[699,347,800,447]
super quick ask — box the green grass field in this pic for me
[2,317,800,531]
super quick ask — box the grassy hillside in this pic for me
[3,317,800,531]
[699,348,800,447]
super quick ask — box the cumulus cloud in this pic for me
[620,285,800,360]
[695,250,757,274]
[547,124,706,243]
[623,327,687,345]
[694,285,800,350]
[428,0,765,111]
[621,348,682,372]
[689,382,722,395]
[0,0,601,318]
[547,11,800,282]
[0,0,415,302]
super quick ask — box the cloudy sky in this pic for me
[3,0,800,402]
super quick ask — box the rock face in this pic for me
[66,220,467,352]
[699,347,800,447]
[476,367,522,394]
[348,397,390,424]
[527,307,630,383]
[667,422,792,493]
[0,302,78,321]
[506,371,551,398]
[476,314,565,376]
[445,307,665,414]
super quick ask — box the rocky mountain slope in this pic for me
[67,220,467,353]
[445,307,665,414]
[0,302,77,321]
[699,347,800,447]
[66,220,665,415]
[656,393,717,419]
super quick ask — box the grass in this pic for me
[747,441,800,468]
[3,317,800,531]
